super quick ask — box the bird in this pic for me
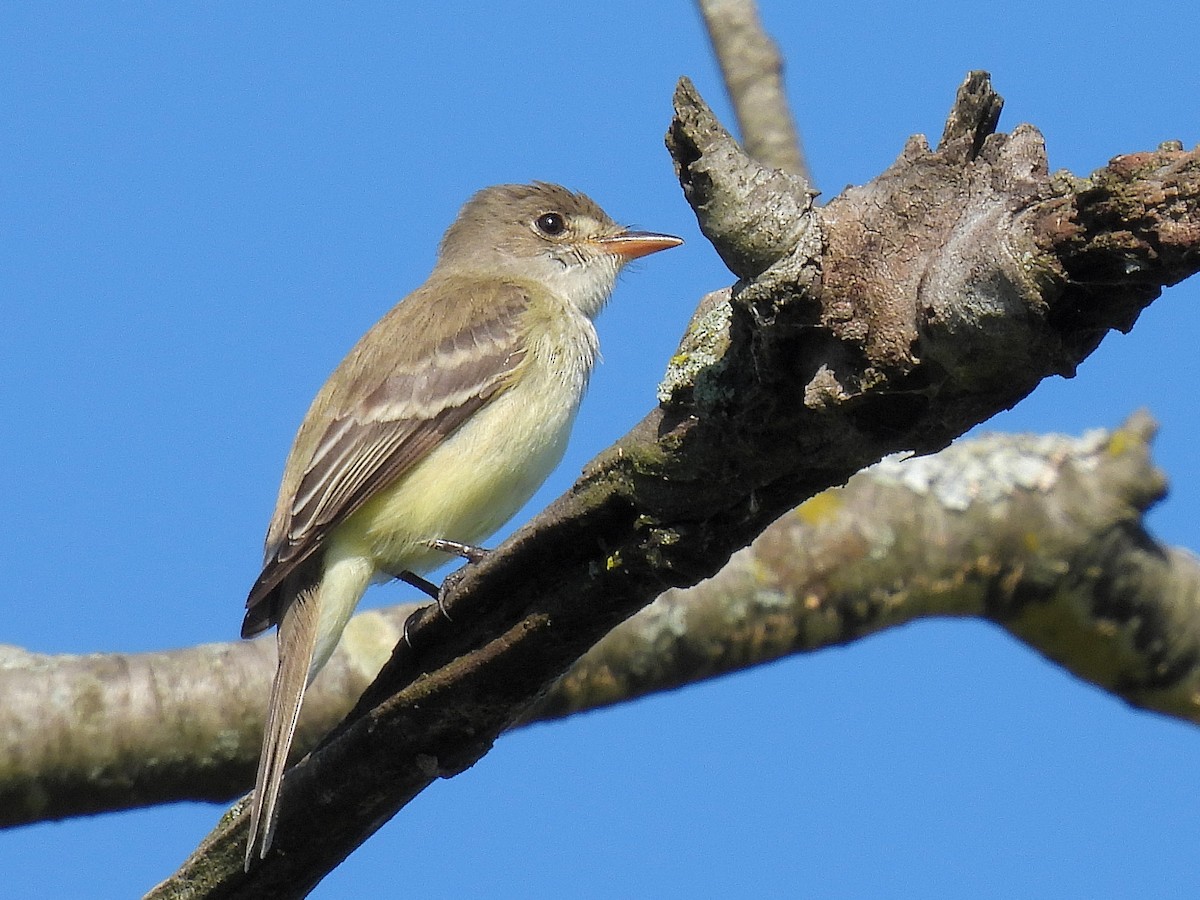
[240,181,682,867]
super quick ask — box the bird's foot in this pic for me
[396,541,492,648]
[427,539,492,626]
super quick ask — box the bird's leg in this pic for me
[395,570,440,601]
[427,537,491,563]
[395,540,493,648]
[391,569,452,650]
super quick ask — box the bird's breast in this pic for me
[337,308,599,577]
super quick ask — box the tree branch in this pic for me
[539,411,1200,727]
[696,0,810,181]
[133,72,1200,895]
[10,415,1196,829]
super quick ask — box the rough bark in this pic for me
[540,411,1200,726]
[131,72,1200,898]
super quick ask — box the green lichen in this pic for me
[658,297,732,406]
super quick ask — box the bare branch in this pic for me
[0,607,413,826]
[696,0,810,181]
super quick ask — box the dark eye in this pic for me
[535,212,566,236]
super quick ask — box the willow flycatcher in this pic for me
[241,181,681,867]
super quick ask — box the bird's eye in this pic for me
[534,212,566,236]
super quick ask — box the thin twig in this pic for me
[697,0,811,183]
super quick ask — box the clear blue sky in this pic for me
[4,2,1199,897]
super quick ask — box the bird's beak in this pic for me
[597,230,684,260]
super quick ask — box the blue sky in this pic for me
[4,2,1199,897]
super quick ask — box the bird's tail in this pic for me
[244,582,321,871]
[243,550,374,870]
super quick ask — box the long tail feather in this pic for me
[244,584,321,871]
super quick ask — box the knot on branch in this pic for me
[821,72,1055,386]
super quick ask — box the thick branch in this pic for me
[0,609,410,827]
[539,412,1200,726]
[144,73,1200,896]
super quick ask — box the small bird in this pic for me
[241,182,681,867]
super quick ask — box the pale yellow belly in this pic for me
[333,368,581,577]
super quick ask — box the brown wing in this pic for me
[242,280,530,636]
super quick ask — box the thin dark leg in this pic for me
[396,541,492,649]
[393,569,453,649]
[395,570,440,600]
